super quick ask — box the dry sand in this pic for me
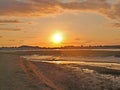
[0,53,120,90]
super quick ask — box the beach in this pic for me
[28,61,120,90]
[0,50,120,90]
[0,53,44,90]
[1,0,120,89]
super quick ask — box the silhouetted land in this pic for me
[0,45,120,50]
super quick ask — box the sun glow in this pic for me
[52,33,63,44]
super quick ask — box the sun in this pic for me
[52,33,63,44]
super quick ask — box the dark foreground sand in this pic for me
[0,53,120,90]
[0,54,41,90]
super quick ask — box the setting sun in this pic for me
[52,33,63,44]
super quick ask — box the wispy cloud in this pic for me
[60,0,120,21]
[0,0,61,16]
[0,0,120,22]
[0,24,5,25]
[0,28,21,31]
[0,19,22,23]
[111,23,120,28]
[75,38,81,41]
[60,0,110,11]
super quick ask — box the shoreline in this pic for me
[31,61,120,90]
[0,53,120,90]
[19,58,63,90]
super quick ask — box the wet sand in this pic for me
[33,62,120,90]
[0,54,41,90]
[20,57,120,90]
[0,53,120,90]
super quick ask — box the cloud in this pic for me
[0,19,22,23]
[60,0,110,10]
[9,40,15,42]
[0,0,61,16]
[0,28,21,31]
[0,0,120,22]
[115,38,120,40]
[102,0,120,20]
[75,38,81,41]
[60,0,120,21]
[0,24,5,25]
[111,23,120,28]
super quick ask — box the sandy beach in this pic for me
[0,54,43,90]
[32,61,120,90]
[0,52,120,90]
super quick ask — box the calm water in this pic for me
[21,49,120,89]
[21,49,120,70]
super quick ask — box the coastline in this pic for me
[32,61,119,90]
[0,53,120,90]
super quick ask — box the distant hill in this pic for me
[61,45,120,49]
[0,45,120,50]
[18,45,40,49]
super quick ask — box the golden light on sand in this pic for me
[52,32,63,44]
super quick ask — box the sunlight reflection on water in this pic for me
[21,54,120,89]
[22,55,120,70]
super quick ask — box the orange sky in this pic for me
[0,0,120,47]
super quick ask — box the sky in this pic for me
[0,0,120,47]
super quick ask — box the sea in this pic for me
[20,49,120,71]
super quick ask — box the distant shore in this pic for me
[1,45,120,50]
